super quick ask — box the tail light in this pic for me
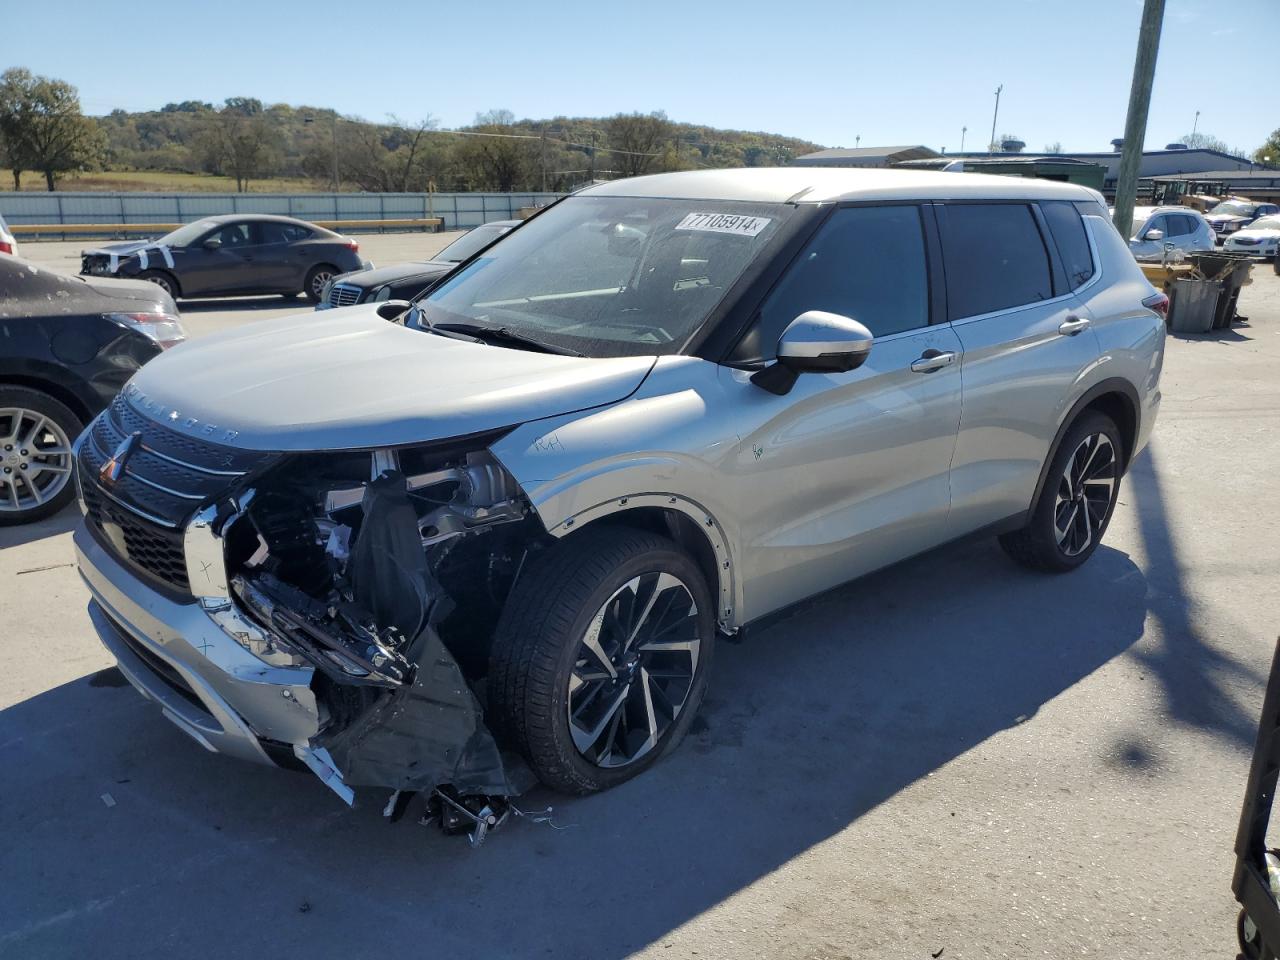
[0,240,12,255]
[1142,292,1170,319]
[345,239,360,253]
[108,312,187,349]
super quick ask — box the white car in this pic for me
[0,212,17,257]
[1224,214,1280,259]
[1127,206,1216,261]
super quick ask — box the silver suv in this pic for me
[73,169,1165,808]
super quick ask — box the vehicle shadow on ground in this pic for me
[0,506,78,550]
[2,528,1160,959]
[178,296,307,312]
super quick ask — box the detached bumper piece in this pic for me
[1234,638,1280,959]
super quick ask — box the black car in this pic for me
[0,255,185,524]
[317,219,520,310]
[80,214,367,302]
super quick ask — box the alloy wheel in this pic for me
[310,270,333,297]
[1053,432,1117,557]
[0,408,74,515]
[145,274,174,296]
[567,572,702,769]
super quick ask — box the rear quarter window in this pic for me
[1041,201,1095,290]
[940,203,1054,319]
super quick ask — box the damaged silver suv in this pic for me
[74,169,1165,814]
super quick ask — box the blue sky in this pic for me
[6,0,1276,155]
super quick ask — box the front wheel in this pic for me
[137,269,178,299]
[999,410,1122,572]
[488,526,715,794]
[0,387,83,525]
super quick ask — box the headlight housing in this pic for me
[108,312,187,349]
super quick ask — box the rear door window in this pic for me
[747,205,929,359]
[940,204,1053,319]
[1040,201,1094,290]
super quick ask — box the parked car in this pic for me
[73,169,1164,819]
[1205,199,1280,242]
[317,219,520,310]
[0,212,18,257]
[1224,214,1280,259]
[80,215,366,302]
[1127,205,1216,261]
[0,255,184,524]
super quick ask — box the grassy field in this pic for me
[12,170,325,193]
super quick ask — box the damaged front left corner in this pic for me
[192,443,542,810]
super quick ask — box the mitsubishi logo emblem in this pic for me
[99,432,141,487]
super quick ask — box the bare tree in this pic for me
[455,110,534,191]
[1179,131,1230,153]
[1043,141,1063,154]
[194,98,281,192]
[604,111,670,177]
[388,115,437,192]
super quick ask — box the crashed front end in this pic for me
[74,391,541,809]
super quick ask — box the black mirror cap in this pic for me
[375,299,413,322]
[749,350,868,396]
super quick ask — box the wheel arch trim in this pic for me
[544,492,739,630]
[1029,376,1141,513]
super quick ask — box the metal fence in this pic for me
[0,191,565,230]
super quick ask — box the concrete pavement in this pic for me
[1,242,1278,959]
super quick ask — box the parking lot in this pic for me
[2,234,1279,959]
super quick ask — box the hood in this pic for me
[81,275,177,310]
[337,260,452,290]
[1230,226,1280,239]
[123,307,657,451]
[1207,214,1247,224]
[81,240,158,258]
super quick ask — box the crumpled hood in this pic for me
[123,307,656,451]
[81,240,158,258]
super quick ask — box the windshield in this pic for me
[1209,201,1254,217]
[434,222,514,263]
[415,196,792,358]
[159,219,220,247]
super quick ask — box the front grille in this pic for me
[327,282,362,308]
[1232,237,1259,246]
[77,393,275,594]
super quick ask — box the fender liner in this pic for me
[1027,376,1141,514]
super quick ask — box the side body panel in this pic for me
[493,329,964,627]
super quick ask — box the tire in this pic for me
[489,525,716,795]
[999,410,1123,572]
[0,386,83,525]
[304,264,338,303]
[137,269,179,299]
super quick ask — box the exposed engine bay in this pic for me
[215,440,546,836]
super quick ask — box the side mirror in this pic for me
[375,299,412,322]
[750,311,874,396]
[1143,228,1163,242]
[202,237,222,250]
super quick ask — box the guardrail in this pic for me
[0,190,564,231]
[9,217,444,240]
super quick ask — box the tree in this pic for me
[453,110,534,191]
[194,98,281,191]
[0,68,105,190]
[1179,131,1230,153]
[1043,141,1063,154]
[604,111,671,177]
[1254,129,1280,167]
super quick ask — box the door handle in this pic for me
[1058,316,1091,336]
[910,349,957,373]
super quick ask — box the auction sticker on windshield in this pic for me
[674,212,771,237]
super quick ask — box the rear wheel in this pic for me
[0,387,82,525]
[999,411,1122,572]
[138,269,178,299]
[304,264,337,302]
[488,526,715,794]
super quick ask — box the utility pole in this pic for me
[540,127,547,192]
[331,114,340,192]
[989,84,1003,152]
[961,126,967,152]
[1112,0,1166,240]
[1192,109,1200,137]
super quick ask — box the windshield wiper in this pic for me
[431,322,584,357]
